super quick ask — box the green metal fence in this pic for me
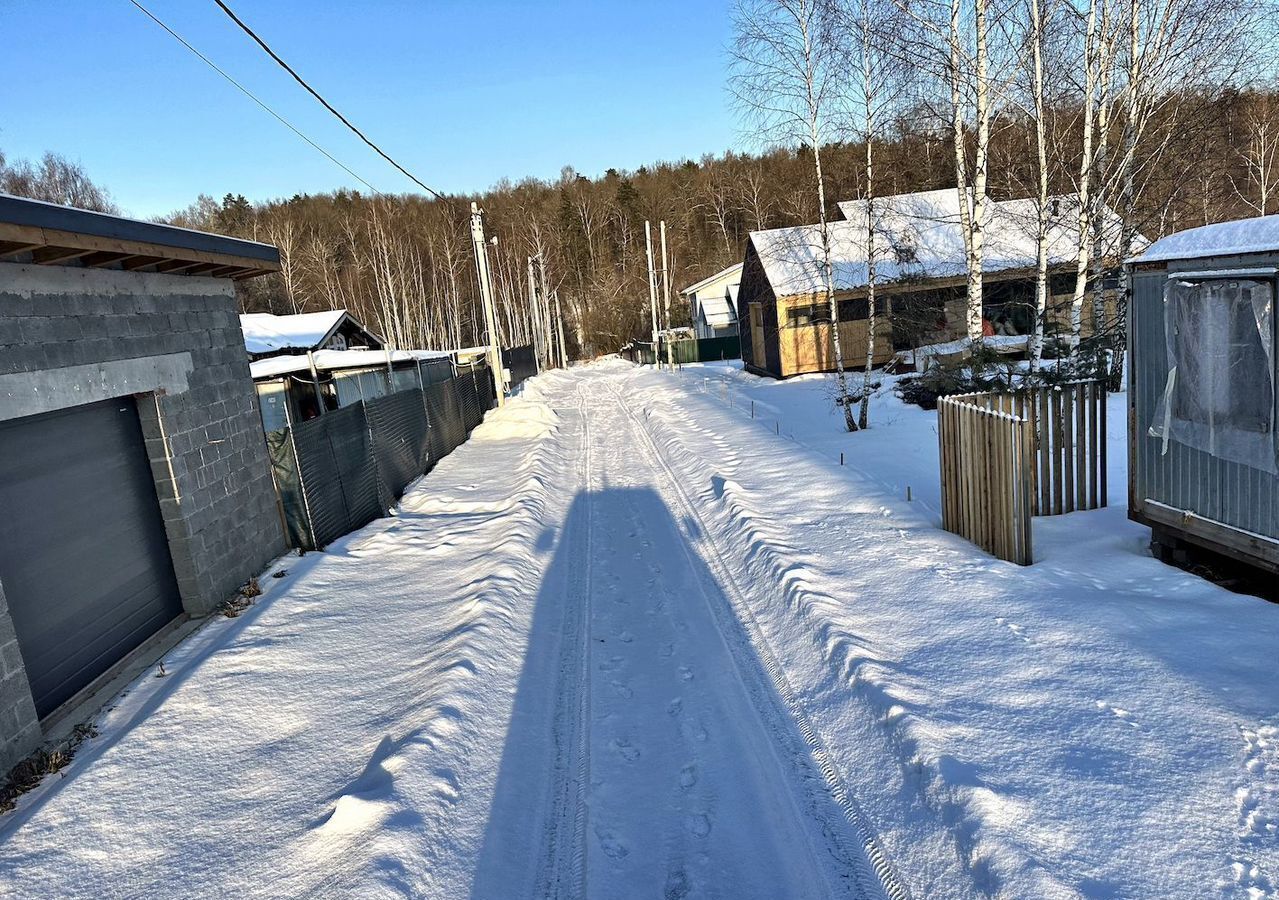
[663,335,741,364]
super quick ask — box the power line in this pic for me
[127,0,381,195]
[212,0,447,201]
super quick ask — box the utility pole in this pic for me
[660,219,673,334]
[469,202,506,408]
[536,253,556,368]
[553,288,568,368]
[645,220,660,367]
[526,256,544,372]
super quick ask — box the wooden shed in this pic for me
[1127,215,1279,574]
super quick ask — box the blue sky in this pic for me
[1,0,740,218]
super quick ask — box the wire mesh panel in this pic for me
[292,402,381,549]
[366,389,429,509]
[502,344,537,389]
[420,380,452,471]
[264,369,499,551]
[417,357,454,386]
[475,362,497,412]
[264,428,310,549]
[456,369,482,434]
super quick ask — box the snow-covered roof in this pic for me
[752,189,1134,297]
[1135,214,1279,263]
[701,291,738,328]
[240,310,350,355]
[679,262,743,297]
[249,348,450,380]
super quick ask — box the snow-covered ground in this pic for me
[0,359,1275,898]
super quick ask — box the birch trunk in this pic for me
[1070,0,1101,347]
[858,0,878,430]
[970,0,990,345]
[1029,0,1050,373]
[948,0,980,344]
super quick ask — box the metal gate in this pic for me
[0,398,183,717]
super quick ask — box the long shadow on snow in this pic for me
[469,486,878,899]
[0,548,332,836]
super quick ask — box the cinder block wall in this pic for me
[0,265,285,768]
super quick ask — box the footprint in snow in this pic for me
[994,617,1032,643]
[680,720,708,743]
[678,666,694,682]
[609,738,641,761]
[659,643,675,658]
[679,764,698,790]
[685,813,712,838]
[611,680,634,699]
[667,697,683,717]
[1096,700,1141,729]
[599,656,625,672]
[595,825,629,860]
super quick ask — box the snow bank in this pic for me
[468,401,558,442]
[633,360,1279,898]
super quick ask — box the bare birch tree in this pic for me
[733,0,859,430]
[1232,92,1279,215]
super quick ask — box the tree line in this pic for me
[2,0,1277,401]
[156,78,1279,368]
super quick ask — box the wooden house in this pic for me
[738,189,1120,378]
[679,263,742,339]
[1127,215,1278,574]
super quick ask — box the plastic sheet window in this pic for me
[390,367,420,393]
[1151,276,1276,472]
[332,369,390,407]
[256,381,290,433]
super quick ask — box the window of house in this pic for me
[837,297,889,321]
[1151,276,1276,472]
[787,304,830,327]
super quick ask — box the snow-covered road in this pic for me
[473,378,891,898]
[1,359,1276,899]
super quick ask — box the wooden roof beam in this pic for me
[31,246,98,265]
[0,241,40,258]
[152,259,205,274]
[79,251,134,267]
[119,255,167,271]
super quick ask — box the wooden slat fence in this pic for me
[938,395,1035,565]
[938,380,1108,566]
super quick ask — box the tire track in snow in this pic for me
[605,378,909,900]
[532,383,593,900]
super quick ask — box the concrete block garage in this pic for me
[0,195,286,770]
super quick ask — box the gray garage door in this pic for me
[0,397,183,718]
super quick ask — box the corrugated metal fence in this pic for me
[267,360,497,550]
[938,380,1108,565]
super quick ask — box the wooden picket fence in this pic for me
[938,380,1108,566]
